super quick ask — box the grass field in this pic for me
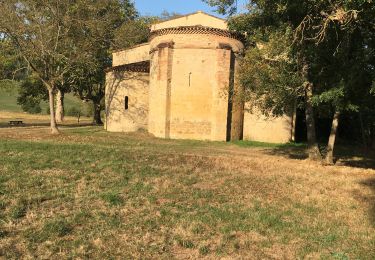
[0,86,90,114]
[0,123,374,259]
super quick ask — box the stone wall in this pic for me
[147,43,173,138]
[148,32,244,141]
[243,106,295,143]
[112,43,150,67]
[105,71,149,132]
[168,48,216,140]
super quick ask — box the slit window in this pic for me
[125,96,129,110]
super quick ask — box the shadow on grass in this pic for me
[233,141,375,170]
[266,144,309,160]
[358,177,375,227]
[335,146,375,170]
[233,140,309,160]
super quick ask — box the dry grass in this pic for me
[0,126,374,259]
[0,110,92,128]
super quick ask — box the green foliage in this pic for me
[0,38,25,81]
[86,103,94,117]
[0,0,140,128]
[20,100,42,114]
[68,0,140,124]
[119,0,138,20]
[312,85,347,112]
[66,107,81,117]
[0,79,19,92]
[113,16,158,50]
[203,0,237,15]
[239,26,303,116]
[209,0,375,149]
[17,77,46,114]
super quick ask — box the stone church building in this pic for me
[105,11,295,143]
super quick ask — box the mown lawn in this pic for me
[0,127,374,259]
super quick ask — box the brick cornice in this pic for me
[150,26,244,42]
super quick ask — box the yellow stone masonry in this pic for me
[105,11,295,143]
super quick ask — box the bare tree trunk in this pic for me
[325,111,340,165]
[48,88,59,134]
[93,100,103,125]
[55,89,64,123]
[305,82,322,161]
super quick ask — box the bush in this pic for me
[85,104,94,117]
[67,106,81,117]
[20,100,42,114]
[17,77,47,114]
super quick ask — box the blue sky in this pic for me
[134,0,248,18]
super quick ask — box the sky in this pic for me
[134,0,248,18]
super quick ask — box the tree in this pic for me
[113,16,158,50]
[69,0,153,125]
[205,0,375,162]
[0,36,26,95]
[0,0,94,134]
[0,0,137,129]
[17,76,47,114]
[0,37,25,81]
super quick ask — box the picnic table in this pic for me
[9,120,24,126]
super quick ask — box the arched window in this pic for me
[125,96,129,110]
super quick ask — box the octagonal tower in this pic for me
[147,11,245,141]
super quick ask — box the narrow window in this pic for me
[125,96,129,110]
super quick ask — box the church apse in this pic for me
[105,11,295,143]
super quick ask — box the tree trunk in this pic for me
[93,100,103,125]
[305,82,322,161]
[48,88,59,134]
[55,89,64,123]
[325,111,340,165]
[359,112,368,148]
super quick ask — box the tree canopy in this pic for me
[205,0,375,162]
[0,0,140,131]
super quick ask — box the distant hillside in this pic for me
[0,83,22,112]
[0,83,92,115]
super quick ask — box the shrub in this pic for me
[17,78,46,114]
[67,106,81,117]
[85,104,94,117]
[20,100,42,114]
